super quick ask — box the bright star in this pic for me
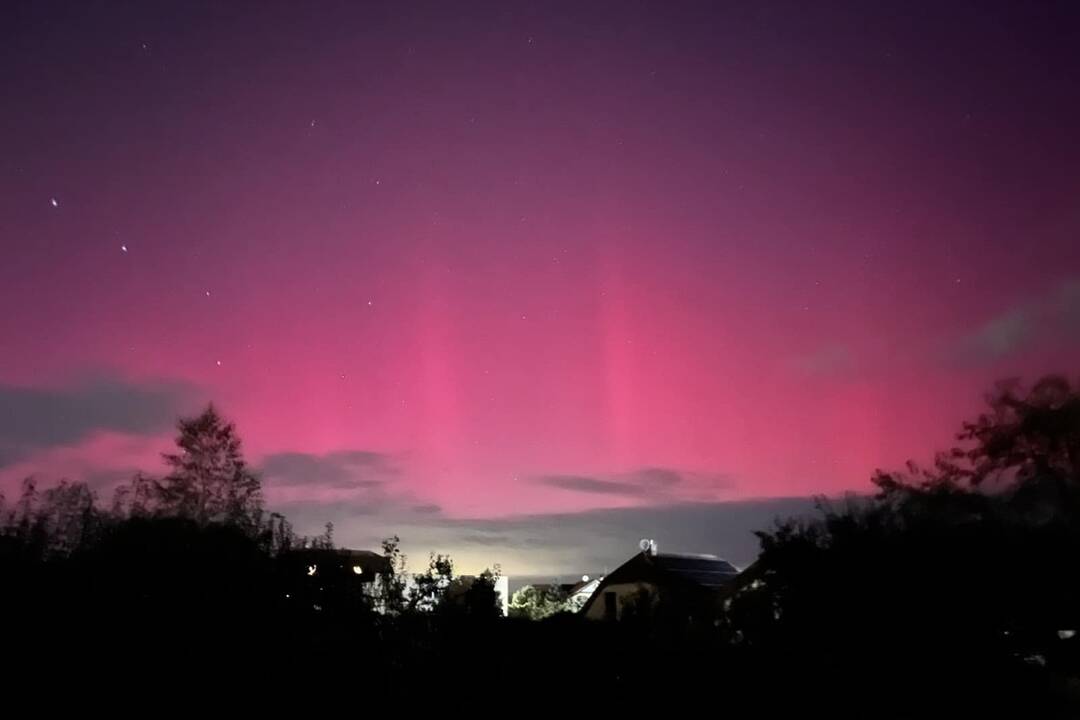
[121,245,128,253]
[50,198,58,207]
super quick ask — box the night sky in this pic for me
[3,1,1080,574]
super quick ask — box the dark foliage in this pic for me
[722,375,1080,715]
[3,381,1080,713]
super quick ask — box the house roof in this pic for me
[649,553,739,588]
[579,550,740,616]
[565,579,594,596]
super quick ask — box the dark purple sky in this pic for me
[2,1,1079,573]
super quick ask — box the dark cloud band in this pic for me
[0,374,195,467]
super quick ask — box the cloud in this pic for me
[1058,279,1080,329]
[458,497,823,574]
[258,464,811,577]
[793,344,855,377]
[533,467,732,503]
[259,449,408,515]
[273,493,822,576]
[954,277,1080,364]
[260,450,396,490]
[629,467,684,487]
[368,497,823,578]
[0,374,195,467]
[961,308,1031,361]
[459,533,514,546]
[535,474,652,496]
[258,449,447,532]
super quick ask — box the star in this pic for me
[310,119,317,127]
[50,197,58,207]
[374,179,381,185]
[216,360,222,366]
[205,290,211,297]
[121,245,128,253]
[367,300,373,306]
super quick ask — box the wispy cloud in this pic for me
[536,474,652,496]
[368,497,822,576]
[0,374,197,468]
[262,466,772,575]
[260,450,397,490]
[959,308,1031,362]
[954,277,1080,364]
[259,448,409,513]
[532,467,733,503]
[793,344,855,377]
[1058,278,1080,329]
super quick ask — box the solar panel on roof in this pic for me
[653,554,739,588]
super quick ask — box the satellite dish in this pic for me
[639,538,652,552]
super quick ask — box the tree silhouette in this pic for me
[0,477,100,559]
[446,566,503,619]
[955,375,1078,517]
[723,374,1080,713]
[508,584,568,620]
[408,552,454,612]
[265,512,297,556]
[113,405,263,532]
[376,535,409,614]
